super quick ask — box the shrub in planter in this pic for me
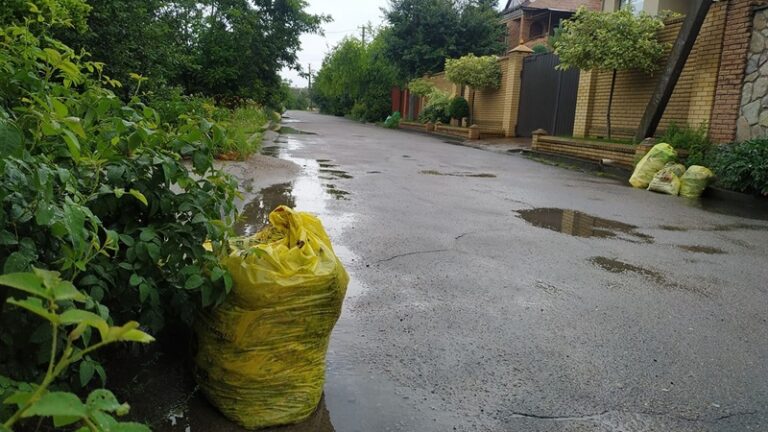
[418,89,451,124]
[710,139,768,196]
[448,97,470,123]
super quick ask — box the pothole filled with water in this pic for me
[517,208,654,243]
[589,257,678,289]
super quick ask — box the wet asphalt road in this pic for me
[252,111,768,432]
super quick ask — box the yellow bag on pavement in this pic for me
[194,206,348,429]
[629,143,677,189]
[647,166,682,196]
[680,165,715,198]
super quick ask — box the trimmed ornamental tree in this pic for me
[555,6,668,139]
[445,54,501,125]
[408,78,436,97]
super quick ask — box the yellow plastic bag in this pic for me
[680,165,715,198]
[194,206,348,429]
[647,166,682,196]
[629,143,677,189]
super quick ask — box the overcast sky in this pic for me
[281,1,508,88]
[280,0,389,88]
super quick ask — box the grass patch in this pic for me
[217,106,269,160]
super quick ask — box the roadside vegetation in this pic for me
[312,0,505,122]
[0,0,323,430]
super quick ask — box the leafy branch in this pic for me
[0,269,153,431]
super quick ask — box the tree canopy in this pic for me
[45,0,328,108]
[382,0,505,79]
[313,31,400,121]
[555,6,667,74]
[554,6,669,139]
[445,54,501,90]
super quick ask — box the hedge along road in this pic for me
[251,111,768,432]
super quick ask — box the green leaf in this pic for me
[4,391,33,407]
[7,297,57,322]
[35,204,55,226]
[51,99,69,117]
[52,280,86,302]
[129,274,142,286]
[138,283,150,303]
[62,129,81,161]
[59,309,109,340]
[0,273,48,299]
[79,361,95,387]
[0,122,23,158]
[105,322,154,344]
[128,189,148,206]
[86,389,128,415]
[184,274,204,290]
[23,392,88,418]
[113,188,125,198]
[2,252,32,273]
[0,230,17,246]
[139,228,156,242]
[53,414,81,427]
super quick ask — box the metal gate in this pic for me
[516,53,580,137]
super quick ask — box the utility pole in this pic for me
[359,25,367,47]
[307,64,313,111]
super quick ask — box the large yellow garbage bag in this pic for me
[194,206,349,429]
[680,165,715,198]
[629,143,677,189]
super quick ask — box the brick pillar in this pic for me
[710,0,764,143]
[686,3,727,128]
[502,45,533,137]
[573,70,598,138]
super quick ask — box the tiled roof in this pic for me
[503,0,602,13]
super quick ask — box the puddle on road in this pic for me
[589,257,677,289]
[678,245,726,255]
[235,182,295,236]
[420,170,497,178]
[278,126,317,135]
[261,145,281,157]
[517,208,654,243]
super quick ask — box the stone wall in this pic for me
[737,6,768,141]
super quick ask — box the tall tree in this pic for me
[382,0,504,79]
[313,32,400,121]
[54,0,328,107]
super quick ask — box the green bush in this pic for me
[532,44,550,54]
[448,96,470,121]
[710,139,768,196]
[418,89,451,124]
[0,12,238,425]
[659,123,713,166]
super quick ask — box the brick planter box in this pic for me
[532,134,639,168]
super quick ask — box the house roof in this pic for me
[502,0,600,14]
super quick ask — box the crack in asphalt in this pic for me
[507,409,759,424]
[374,249,452,264]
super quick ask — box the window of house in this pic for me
[529,21,545,39]
[618,0,644,13]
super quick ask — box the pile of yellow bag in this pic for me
[629,143,714,198]
[195,206,348,429]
